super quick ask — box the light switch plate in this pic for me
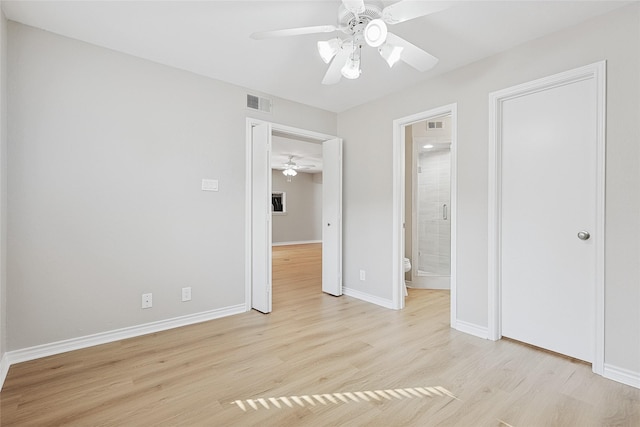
[202,179,218,191]
[182,287,192,302]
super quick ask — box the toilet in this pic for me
[403,258,411,296]
[403,257,411,273]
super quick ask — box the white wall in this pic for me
[7,22,336,351]
[338,4,640,375]
[271,170,322,244]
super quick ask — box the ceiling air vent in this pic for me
[247,94,272,113]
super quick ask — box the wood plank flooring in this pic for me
[1,243,639,426]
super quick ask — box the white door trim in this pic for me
[245,118,341,311]
[487,61,606,374]
[392,104,457,320]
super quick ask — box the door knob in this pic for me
[577,231,590,241]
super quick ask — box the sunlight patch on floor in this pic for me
[231,386,457,412]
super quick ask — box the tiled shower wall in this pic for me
[417,150,451,275]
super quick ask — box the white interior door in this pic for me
[322,138,342,296]
[251,123,272,313]
[500,75,598,362]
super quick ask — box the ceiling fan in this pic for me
[274,156,317,181]
[250,0,449,84]
[274,156,316,171]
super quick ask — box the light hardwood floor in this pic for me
[1,243,638,426]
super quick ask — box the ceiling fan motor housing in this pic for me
[339,1,384,37]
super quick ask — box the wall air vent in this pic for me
[247,94,272,113]
[428,121,444,129]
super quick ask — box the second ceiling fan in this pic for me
[251,0,449,84]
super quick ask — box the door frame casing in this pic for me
[245,118,341,311]
[392,103,458,320]
[487,61,606,375]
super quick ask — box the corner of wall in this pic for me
[342,286,395,309]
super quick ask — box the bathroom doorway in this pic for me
[408,115,452,289]
[392,104,456,321]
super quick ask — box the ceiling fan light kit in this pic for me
[251,0,447,85]
[341,54,361,79]
[278,155,317,181]
[282,167,297,182]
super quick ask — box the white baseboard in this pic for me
[272,240,321,247]
[1,303,246,390]
[0,352,8,390]
[343,287,396,310]
[407,283,451,290]
[408,275,451,290]
[453,319,489,339]
[604,363,640,389]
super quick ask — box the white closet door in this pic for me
[251,123,272,313]
[500,76,597,362]
[322,138,342,296]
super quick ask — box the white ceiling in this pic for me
[2,0,632,114]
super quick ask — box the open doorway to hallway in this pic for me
[246,118,342,314]
[271,132,324,309]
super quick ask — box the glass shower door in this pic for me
[417,149,451,277]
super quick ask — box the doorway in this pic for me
[488,62,605,373]
[392,104,457,318]
[407,114,452,290]
[270,132,324,309]
[245,118,343,314]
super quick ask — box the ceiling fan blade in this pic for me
[342,0,365,15]
[251,25,338,40]
[322,42,351,85]
[386,32,438,72]
[382,1,450,25]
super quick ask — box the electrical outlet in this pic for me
[359,270,366,281]
[182,287,192,302]
[141,293,152,309]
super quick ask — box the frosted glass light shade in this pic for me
[341,57,361,79]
